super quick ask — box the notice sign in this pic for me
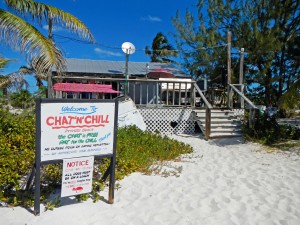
[40,102,115,162]
[61,156,94,197]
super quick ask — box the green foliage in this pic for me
[1,0,94,76]
[0,108,35,204]
[98,126,193,180]
[279,78,300,114]
[145,32,178,63]
[42,164,62,185]
[242,111,300,145]
[45,197,60,211]
[172,0,300,106]
[75,193,90,202]
[9,89,33,109]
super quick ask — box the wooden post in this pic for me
[205,108,211,140]
[239,48,245,109]
[191,82,195,107]
[227,31,232,108]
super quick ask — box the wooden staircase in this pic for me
[193,108,243,139]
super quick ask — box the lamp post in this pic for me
[121,42,135,95]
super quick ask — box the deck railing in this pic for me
[194,83,213,140]
[228,83,258,127]
[53,77,201,107]
[52,76,257,136]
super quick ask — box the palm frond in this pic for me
[0,57,12,69]
[19,65,47,86]
[5,0,94,42]
[0,71,26,89]
[0,10,65,74]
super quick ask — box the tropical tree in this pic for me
[0,57,15,96]
[145,32,178,63]
[0,64,42,91]
[279,78,300,115]
[9,89,33,109]
[0,0,94,97]
[172,0,300,107]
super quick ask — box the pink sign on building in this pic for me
[53,83,121,94]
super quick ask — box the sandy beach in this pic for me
[2,134,300,225]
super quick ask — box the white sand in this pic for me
[2,135,300,225]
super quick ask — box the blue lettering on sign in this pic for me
[99,132,111,142]
[60,106,98,115]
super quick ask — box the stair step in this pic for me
[211,128,242,132]
[209,132,243,139]
[197,122,241,128]
[197,119,241,124]
[201,127,242,132]
[194,108,243,139]
[194,111,234,115]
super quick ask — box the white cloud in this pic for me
[94,48,122,57]
[141,15,162,22]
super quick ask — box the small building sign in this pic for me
[61,156,94,197]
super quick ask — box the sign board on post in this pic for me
[40,102,115,161]
[34,98,118,216]
[61,156,94,197]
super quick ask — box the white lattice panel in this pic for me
[139,108,195,135]
[233,109,245,121]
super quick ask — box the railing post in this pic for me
[249,108,256,128]
[191,82,195,107]
[240,84,245,109]
[239,48,245,109]
[228,86,233,109]
[227,31,232,109]
[156,80,159,106]
[205,107,211,140]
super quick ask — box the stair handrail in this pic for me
[228,83,258,128]
[228,84,257,109]
[194,83,212,140]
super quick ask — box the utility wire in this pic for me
[53,34,227,53]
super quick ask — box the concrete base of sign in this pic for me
[118,97,146,131]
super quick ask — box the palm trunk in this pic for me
[47,17,54,98]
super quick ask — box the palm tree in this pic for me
[0,67,30,95]
[145,32,178,63]
[0,9,65,75]
[0,57,14,96]
[0,0,94,97]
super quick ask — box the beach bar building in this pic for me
[51,58,257,139]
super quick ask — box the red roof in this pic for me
[53,83,120,93]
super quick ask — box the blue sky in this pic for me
[0,0,197,91]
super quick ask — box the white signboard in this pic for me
[40,102,115,162]
[61,156,94,197]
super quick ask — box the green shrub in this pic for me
[242,110,300,145]
[0,109,35,204]
[98,126,193,180]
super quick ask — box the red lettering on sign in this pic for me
[67,160,89,167]
[46,116,54,126]
[45,115,109,129]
